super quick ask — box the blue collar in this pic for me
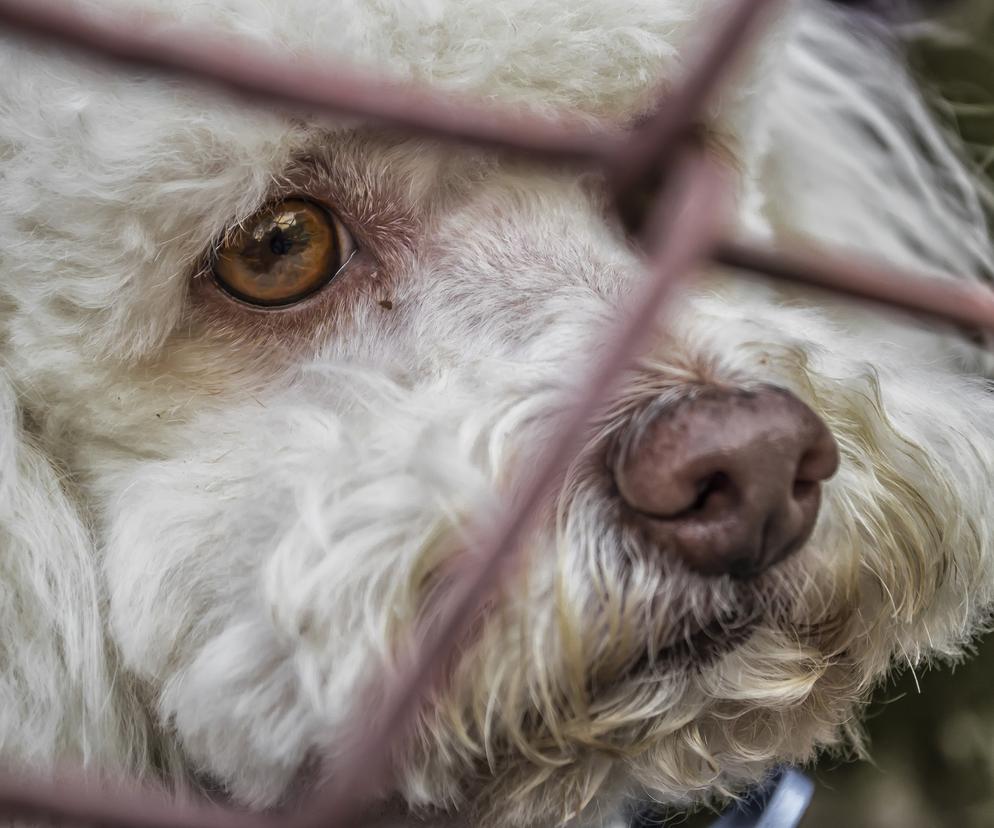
[631,767,814,828]
[710,768,814,828]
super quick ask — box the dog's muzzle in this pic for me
[613,386,839,579]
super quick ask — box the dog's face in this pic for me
[3,0,994,825]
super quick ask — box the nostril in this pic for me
[792,478,816,501]
[687,472,732,516]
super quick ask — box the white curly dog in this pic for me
[2,0,994,826]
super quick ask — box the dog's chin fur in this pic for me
[2,1,994,826]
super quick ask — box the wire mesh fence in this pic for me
[0,0,991,826]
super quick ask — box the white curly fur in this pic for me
[2,1,994,826]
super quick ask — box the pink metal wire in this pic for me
[0,1,992,827]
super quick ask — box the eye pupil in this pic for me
[269,232,293,256]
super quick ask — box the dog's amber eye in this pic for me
[213,199,354,307]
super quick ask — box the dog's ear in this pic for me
[0,371,133,767]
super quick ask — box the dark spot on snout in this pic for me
[378,298,394,310]
[613,386,839,579]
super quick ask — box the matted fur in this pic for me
[1,1,993,826]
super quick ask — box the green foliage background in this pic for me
[911,3,994,182]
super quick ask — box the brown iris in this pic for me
[213,199,353,307]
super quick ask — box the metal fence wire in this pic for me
[0,0,992,826]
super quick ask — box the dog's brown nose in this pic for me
[613,386,839,578]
